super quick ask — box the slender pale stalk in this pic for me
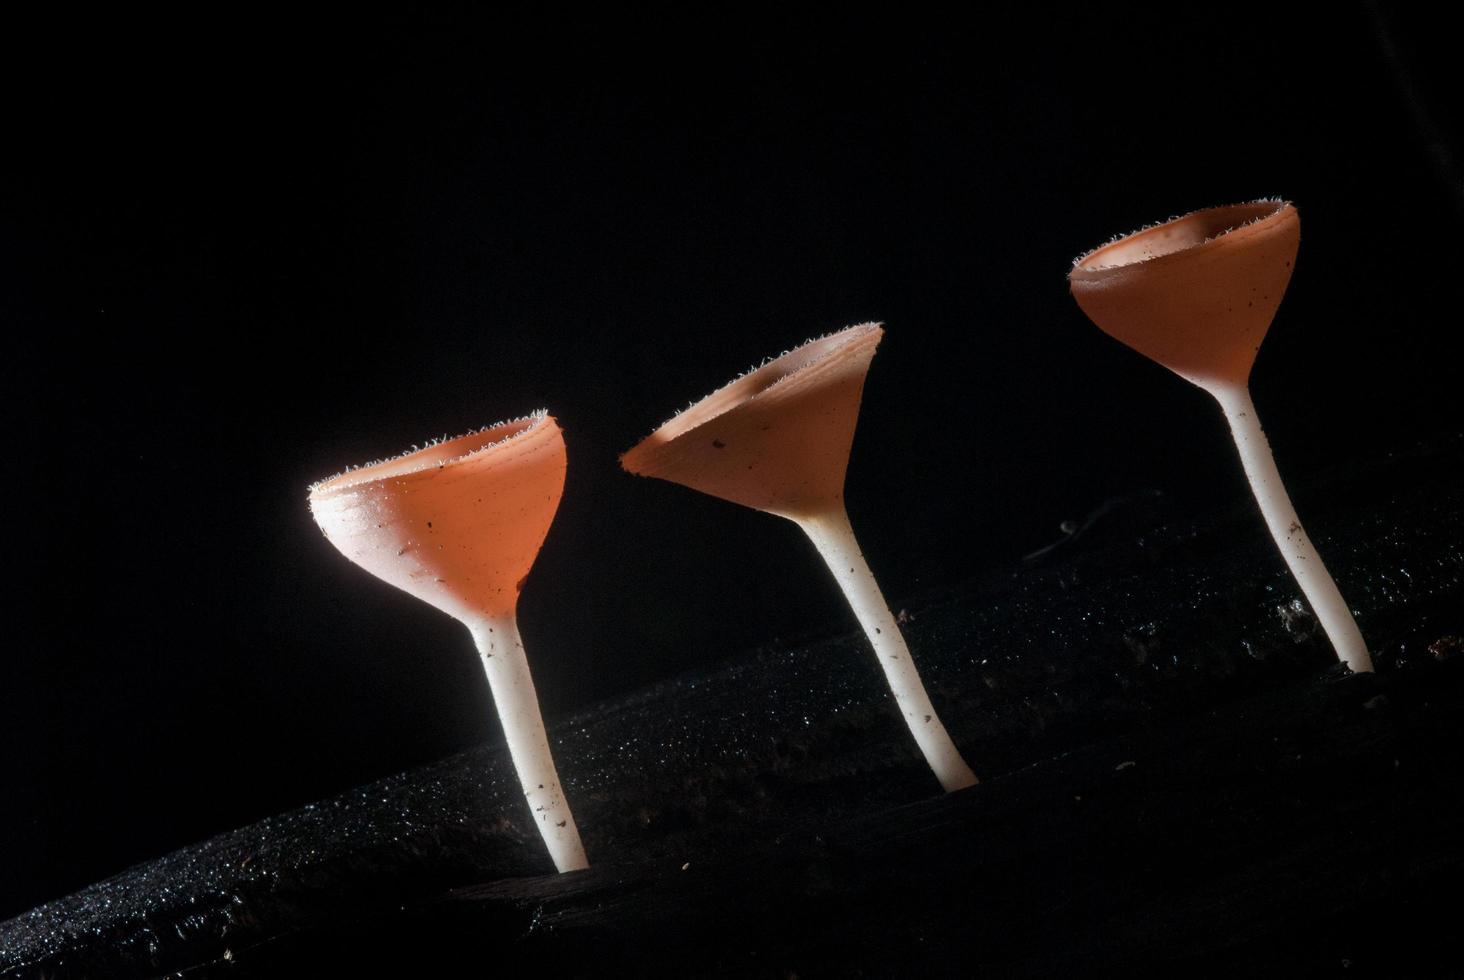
[467,616,588,872]
[798,506,979,792]
[1211,385,1372,673]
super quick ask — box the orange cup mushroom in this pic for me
[622,323,979,793]
[309,411,589,871]
[1070,200,1372,674]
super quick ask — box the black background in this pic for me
[3,6,1459,919]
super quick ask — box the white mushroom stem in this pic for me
[796,506,979,792]
[1212,384,1373,674]
[467,616,589,872]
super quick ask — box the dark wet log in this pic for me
[4,439,1462,978]
[226,661,1464,979]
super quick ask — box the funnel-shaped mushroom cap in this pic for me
[309,412,566,622]
[621,323,882,520]
[1069,200,1300,390]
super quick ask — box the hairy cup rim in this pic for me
[308,410,551,497]
[1070,198,1293,277]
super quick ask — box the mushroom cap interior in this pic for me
[1073,200,1289,274]
[646,323,883,446]
[310,413,546,497]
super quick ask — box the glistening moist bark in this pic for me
[5,438,1463,979]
